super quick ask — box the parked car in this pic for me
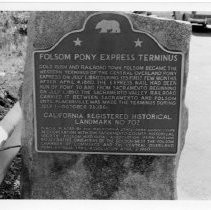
[173,11,211,27]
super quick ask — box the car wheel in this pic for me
[202,23,207,28]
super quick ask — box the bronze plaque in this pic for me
[34,12,184,155]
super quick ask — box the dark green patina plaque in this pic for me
[34,12,184,155]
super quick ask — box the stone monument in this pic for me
[21,11,191,199]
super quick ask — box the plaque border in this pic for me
[33,11,184,156]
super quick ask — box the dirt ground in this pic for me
[177,25,211,200]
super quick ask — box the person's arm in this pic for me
[0,101,23,184]
[0,102,22,146]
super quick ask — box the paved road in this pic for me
[177,25,211,200]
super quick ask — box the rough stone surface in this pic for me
[21,11,191,199]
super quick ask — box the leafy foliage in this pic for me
[0,11,29,50]
[0,11,29,199]
[0,152,22,199]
